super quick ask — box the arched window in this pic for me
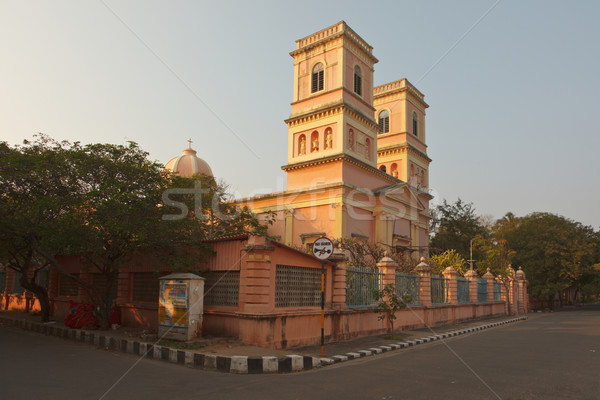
[379,165,387,173]
[353,66,362,96]
[311,63,324,93]
[378,110,389,134]
[412,112,418,137]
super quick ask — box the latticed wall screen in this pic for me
[132,273,160,303]
[0,270,6,292]
[58,274,79,297]
[275,265,322,308]
[203,271,239,307]
[13,272,25,294]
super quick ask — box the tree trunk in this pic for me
[19,274,51,323]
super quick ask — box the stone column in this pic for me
[464,269,479,305]
[329,246,348,310]
[376,253,398,288]
[442,266,458,305]
[414,257,431,307]
[483,268,495,303]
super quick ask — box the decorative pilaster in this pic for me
[376,253,398,288]
[442,266,458,305]
[414,257,431,307]
[239,236,275,313]
[464,269,479,305]
[483,268,495,303]
[516,267,526,314]
[329,246,348,310]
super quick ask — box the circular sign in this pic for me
[312,237,334,260]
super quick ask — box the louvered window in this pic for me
[413,112,418,137]
[378,110,389,133]
[311,63,324,93]
[353,66,362,96]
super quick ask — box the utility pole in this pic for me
[468,238,475,271]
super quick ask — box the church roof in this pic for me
[164,141,213,178]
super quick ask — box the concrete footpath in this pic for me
[0,311,526,374]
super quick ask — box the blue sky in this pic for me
[1,0,599,229]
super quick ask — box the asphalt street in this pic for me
[1,306,598,400]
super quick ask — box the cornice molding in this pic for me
[286,100,377,130]
[282,154,399,184]
[377,143,432,163]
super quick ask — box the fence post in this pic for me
[376,253,398,288]
[516,267,526,314]
[330,246,348,310]
[442,267,458,305]
[464,269,479,305]
[414,258,431,307]
[483,268,495,303]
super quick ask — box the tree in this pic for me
[1,136,270,328]
[430,249,467,275]
[337,237,385,268]
[372,283,410,337]
[430,198,487,261]
[0,136,79,322]
[497,212,597,308]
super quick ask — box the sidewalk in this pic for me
[0,310,529,374]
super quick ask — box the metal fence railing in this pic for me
[395,272,420,305]
[457,277,470,304]
[477,278,488,303]
[431,275,448,304]
[346,266,383,308]
[493,281,502,302]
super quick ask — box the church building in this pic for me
[235,21,432,256]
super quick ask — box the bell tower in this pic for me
[283,21,380,190]
[374,79,431,191]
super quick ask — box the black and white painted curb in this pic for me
[0,315,527,374]
[319,316,528,366]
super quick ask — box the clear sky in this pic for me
[1,0,599,229]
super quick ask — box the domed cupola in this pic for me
[164,140,213,178]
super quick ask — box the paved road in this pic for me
[1,306,599,400]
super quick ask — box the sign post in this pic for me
[312,237,334,357]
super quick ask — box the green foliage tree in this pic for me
[430,198,487,261]
[429,249,467,275]
[1,136,270,328]
[372,283,410,337]
[499,212,597,307]
[0,136,79,322]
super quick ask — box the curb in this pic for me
[319,316,528,366]
[0,315,527,374]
